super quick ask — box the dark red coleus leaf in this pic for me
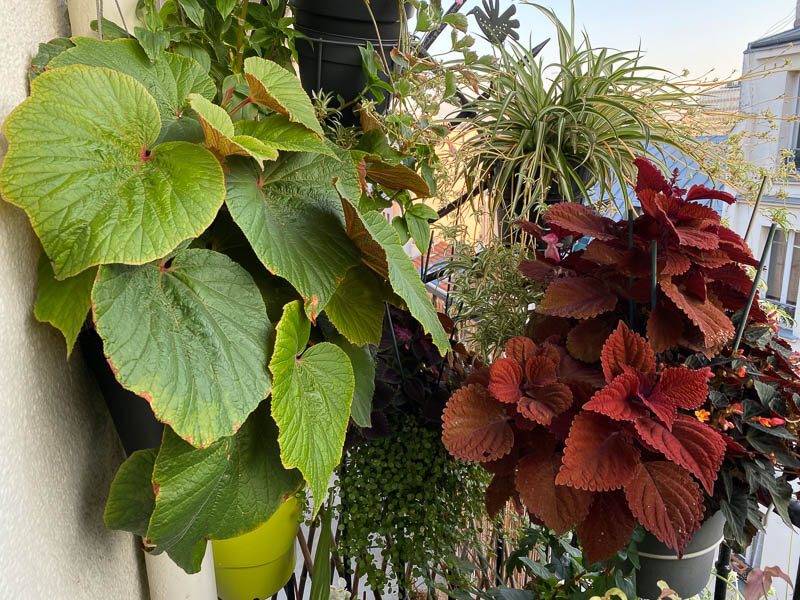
[556,412,641,491]
[634,414,725,494]
[584,372,649,422]
[488,358,523,403]
[582,239,625,265]
[519,383,573,426]
[442,384,514,462]
[531,315,572,343]
[705,263,754,295]
[515,220,546,239]
[544,203,619,241]
[660,276,735,347]
[662,253,691,277]
[538,277,618,319]
[634,157,672,195]
[623,461,705,556]
[675,201,722,227]
[486,472,516,518]
[525,356,558,385]
[577,491,637,564]
[505,336,537,365]
[675,225,720,251]
[653,366,711,410]
[685,185,736,204]
[566,316,618,363]
[517,452,593,535]
[647,299,685,353]
[680,268,707,301]
[600,321,656,381]
[519,259,558,284]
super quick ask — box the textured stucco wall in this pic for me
[0,1,148,598]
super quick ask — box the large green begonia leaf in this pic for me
[104,448,158,538]
[50,37,215,143]
[188,93,278,165]
[33,254,96,356]
[233,116,336,157]
[145,404,303,573]
[324,264,388,347]
[92,248,272,447]
[243,57,324,137]
[0,65,225,279]
[341,198,450,354]
[270,301,354,513]
[224,155,362,319]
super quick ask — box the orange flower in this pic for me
[695,409,710,423]
[735,366,747,378]
[758,417,773,427]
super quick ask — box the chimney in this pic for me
[796,0,800,28]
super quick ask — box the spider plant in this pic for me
[456,1,699,224]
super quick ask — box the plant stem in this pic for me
[732,222,776,355]
[229,97,252,116]
[234,0,249,74]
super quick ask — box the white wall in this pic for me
[0,1,148,597]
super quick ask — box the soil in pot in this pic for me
[636,512,725,600]
[291,0,413,126]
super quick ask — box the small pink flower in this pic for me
[543,233,561,262]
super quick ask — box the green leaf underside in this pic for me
[50,38,214,143]
[270,301,354,513]
[233,116,336,157]
[104,448,158,538]
[243,57,324,137]
[328,331,375,428]
[33,254,96,356]
[0,65,225,279]
[29,37,74,82]
[224,156,361,319]
[92,249,272,448]
[188,93,278,165]
[324,264,387,346]
[146,404,303,573]
[342,199,450,355]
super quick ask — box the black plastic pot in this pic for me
[636,512,725,600]
[291,0,413,126]
[80,328,163,456]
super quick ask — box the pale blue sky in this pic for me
[428,1,794,78]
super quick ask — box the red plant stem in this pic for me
[229,97,252,117]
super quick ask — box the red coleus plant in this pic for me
[520,157,764,357]
[441,158,753,563]
[442,324,726,562]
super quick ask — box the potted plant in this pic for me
[335,306,487,596]
[456,3,701,228]
[439,159,791,598]
[1,0,449,586]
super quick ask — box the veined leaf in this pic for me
[324,265,388,346]
[270,301,355,513]
[217,0,238,19]
[340,198,450,354]
[50,38,215,143]
[224,155,362,319]
[325,325,376,428]
[188,93,278,165]
[146,404,303,573]
[134,27,171,63]
[0,65,225,279]
[92,249,272,448]
[33,254,96,356]
[29,37,74,82]
[234,116,336,157]
[244,57,324,137]
[104,448,158,538]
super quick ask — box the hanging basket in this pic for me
[635,512,725,600]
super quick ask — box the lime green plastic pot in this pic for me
[212,497,302,600]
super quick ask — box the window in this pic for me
[765,227,800,313]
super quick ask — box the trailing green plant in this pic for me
[454,2,705,224]
[337,413,487,594]
[4,4,450,574]
[335,305,487,593]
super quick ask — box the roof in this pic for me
[747,26,800,52]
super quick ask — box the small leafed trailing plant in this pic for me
[337,307,487,593]
[3,5,450,573]
[440,158,792,563]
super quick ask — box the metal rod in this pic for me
[732,222,777,355]
[744,176,768,244]
[713,543,732,600]
[627,206,635,327]
[385,303,405,382]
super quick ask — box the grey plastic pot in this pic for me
[636,512,725,600]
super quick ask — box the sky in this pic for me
[427,0,795,78]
